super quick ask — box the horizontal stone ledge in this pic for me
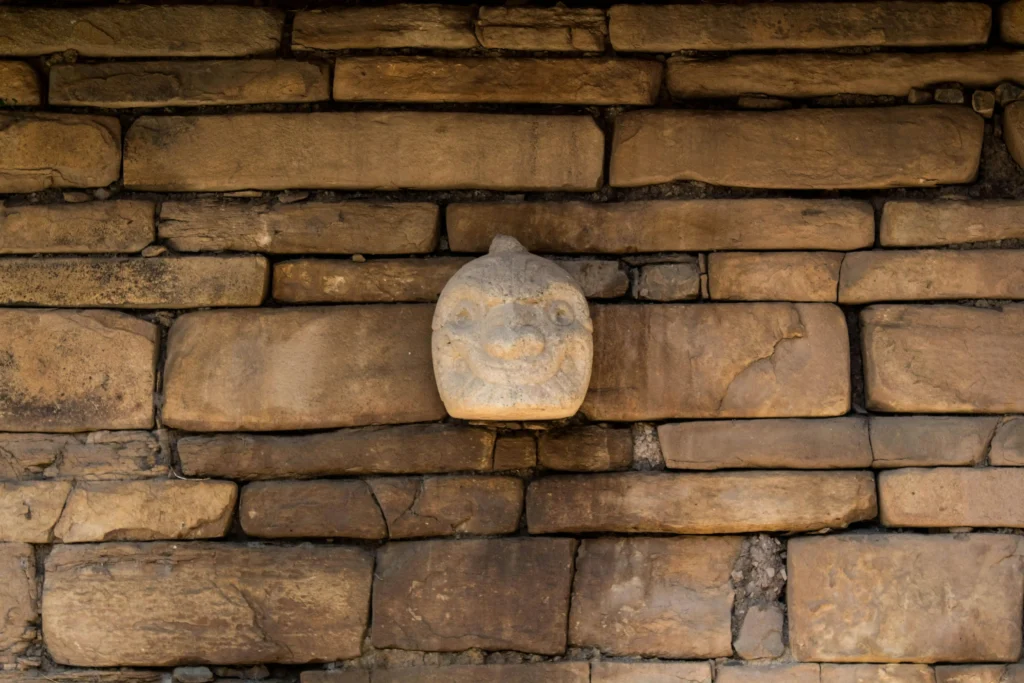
[879,467,1024,527]
[526,471,877,534]
[241,480,386,539]
[0,62,39,106]
[717,664,822,683]
[0,200,154,254]
[870,416,1003,468]
[447,199,875,253]
[43,543,374,666]
[882,200,1024,246]
[306,663,590,683]
[0,256,268,308]
[50,60,329,108]
[709,252,842,302]
[611,106,983,189]
[538,426,633,471]
[125,113,603,192]
[592,662,712,683]
[293,5,478,50]
[476,6,607,51]
[0,543,35,666]
[0,430,167,480]
[333,56,661,105]
[668,51,1024,99]
[0,114,121,193]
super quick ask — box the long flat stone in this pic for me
[0,431,167,480]
[716,665,821,683]
[862,304,1024,413]
[125,113,603,192]
[583,303,850,420]
[0,114,120,193]
[240,480,386,539]
[368,476,523,538]
[821,665,936,683]
[538,426,633,472]
[788,534,1024,662]
[273,258,467,303]
[371,664,590,683]
[879,467,1024,527]
[293,5,477,50]
[936,665,1021,683]
[869,416,1000,467]
[709,252,842,302]
[43,543,373,666]
[0,481,71,543]
[611,106,983,189]
[591,662,713,683]
[526,471,877,534]
[162,306,444,431]
[882,200,1024,246]
[0,62,39,106]
[0,201,154,254]
[476,6,607,51]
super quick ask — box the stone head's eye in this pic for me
[547,300,575,326]
[449,300,481,325]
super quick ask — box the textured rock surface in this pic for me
[991,417,1024,465]
[0,62,39,106]
[1005,0,1024,43]
[0,543,35,665]
[735,604,786,660]
[538,426,633,471]
[555,259,629,299]
[869,416,999,467]
[709,252,842,302]
[273,258,467,303]
[371,664,590,683]
[476,7,606,51]
[1007,103,1024,169]
[368,476,523,538]
[0,481,71,542]
[591,662,713,683]
[879,468,1024,527]
[0,200,154,254]
[240,480,386,539]
[0,114,120,193]
[635,260,702,301]
[293,5,477,49]
[821,665,936,683]
[0,431,166,480]
[936,664,1024,683]
[492,433,537,470]
[881,200,1024,246]
[717,665,821,683]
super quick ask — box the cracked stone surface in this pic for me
[0,481,72,543]
[0,114,121,193]
[0,543,36,666]
[241,480,386,539]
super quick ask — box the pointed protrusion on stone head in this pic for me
[488,234,528,255]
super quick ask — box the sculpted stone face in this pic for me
[432,235,593,420]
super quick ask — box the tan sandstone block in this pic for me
[611,107,982,190]
[373,664,590,683]
[862,304,1024,413]
[635,261,701,301]
[935,665,1017,683]
[1004,0,1024,43]
[998,102,1024,172]
[0,62,39,106]
[0,201,154,254]
[447,199,874,253]
[273,258,467,303]
[178,424,494,479]
[882,200,1024,246]
[163,306,444,431]
[368,476,523,538]
[240,480,386,539]
[372,538,576,654]
[821,665,935,683]
[870,416,1000,467]
[570,536,741,658]
[43,543,373,666]
[709,252,842,302]
[125,113,603,192]
[50,60,328,108]
[293,5,477,50]
[591,662,713,683]
[659,417,872,470]
[840,250,1024,303]
[717,665,821,683]
[0,6,283,57]
[160,200,438,254]
[583,304,850,421]
[788,534,1024,662]
[0,481,71,543]
[991,417,1024,465]
[333,57,660,105]
[0,114,120,193]
[0,309,157,432]
[0,543,35,665]
[0,673,169,683]
[0,431,166,480]
[538,426,633,471]
[527,471,876,534]
[879,467,1024,527]
[476,7,607,51]
[492,433,537,470]
[0,256,268,308]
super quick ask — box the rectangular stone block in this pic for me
[0,6,283,56]
[0,431,167,480]
[879,467,1024,527]
[0,673,169,683]
[125,113,602,192]
[635,260,701,301]
[538,426,633,472]
[583,303,850,420]
[372,538,575,654]
[476,7,606,51]
[1004,0,1024,43]
[0,256,268,308]
[991,417,1024,465]
[717,665,821,683]
[591,662,712,683]
[0,543,35,665]
[659,417,872,470]
[821,665,935,683]
[0,481,70,543]
[163,306,444,431]
[609,2,991,51]
[557,259,629,299]
[178,424,494,479]
[527,471,877,534]
[840,250,1024,303]
[611,107,983,190]
[709,252,842,302]
[493,433,537,471]
[936,664,1024,683]
[333,57,661,105]
[882,200,1024,246]
[788,534,1024,662]
[870,416,1000,467]
[0,201,154,254]
[293,5,477,50]
[570,537,741,658]
[0,62,39,106]
[373,664,590,683]
[43,543,373,666]
[1005,102,1024,169]
[0,309,157,432]
[0,114,120,193]
[240,480,386,540]
[368,476,523,538]
[160,200,439,254]
[862,305,1024,413]
[447,199,874,253]
[50,60,328,108]
[273,258,467,303]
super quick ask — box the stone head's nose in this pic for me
[484,325,545,360]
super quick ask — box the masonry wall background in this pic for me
[2,1,1024,682]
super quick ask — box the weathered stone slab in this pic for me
[0,114,120,193]
[609,2,990,51]
[0,6,283,57]
[996,102,1024,174]
[0,673,169,683]
[570,537,741,658]
[0,481,71,542]
[735,604,785,660]
[0,201,154,254]
[1004,0,1024,43]
[0,62,39,106]
[991,417,1024,465]
[717,665,821,683]
[293,5,477,50]
[160,200,439,254]
[611,107,983,190]
[368,476,523,538]
[555,259,629,299]
[635,260,701,301]
[125,113,603,192]
[273,258,467,303]
[882,200,1024,246]
[163,306,444,431]
[879,467,1024,527]
[538,426,633,471]
[53,480,237,543]
[869,416,999,468]
[178,424,494,479]
[50,60,328,108]
[788,534,1024,662]
[821,665,935,683]
[583,303,850,420]
[333,57,660,105]
[710,252,841,302]
[0,543,35,665]
[862,304,1024,413]
[0,309,157,432]
[302,672,368,683]
[0,256,268,308]
[659,417,872,470]
[527,471,876,534]
[240,480,386,539]
[44,543,373,666]
[373,664,590,683]
[591,662,713,683]
[476,7,606,51]
[936,664,1023,683]
[840,250,1024,303]
[0,431,166,480]
[447,199,874,253]
[372,538,575,654]
[492,433,537,470]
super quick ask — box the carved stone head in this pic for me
[432,235,593,420]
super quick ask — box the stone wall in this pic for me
[1,1,1024,682]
